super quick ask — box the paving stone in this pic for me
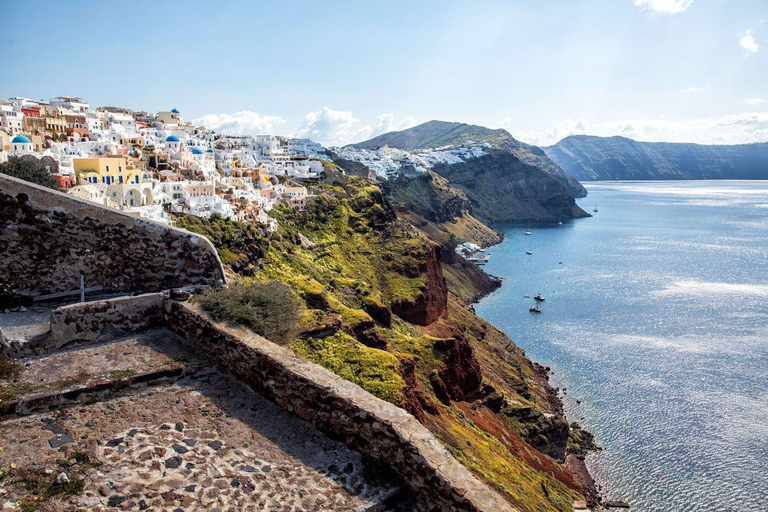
[48,433,74,448]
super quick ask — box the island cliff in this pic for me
[544,135,768,181]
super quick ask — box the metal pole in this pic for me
[80,274,85,303]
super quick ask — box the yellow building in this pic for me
[74,157,142,186]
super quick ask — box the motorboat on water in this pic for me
[525,250,533,255]
[523,294,530,298]
[524,231,532,235]
[593,203,598,213]
[534,294,545,302]
[529,305,542,313]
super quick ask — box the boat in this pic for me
[523,294,530,298]
[525,250,533,255]
[524,230,532,235]
[534,294,545,302]
[467,255,490,263]
[529,305,542,313]
[593,203,598,213]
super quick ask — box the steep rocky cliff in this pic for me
[178,178,593,511]
[431,148,589,224]
[545,135,768,181]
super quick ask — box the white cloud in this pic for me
[634,0,694,14]
[746,98,765,106]
[740,29,760,55]
[295,107,416,146]
[191,110,285,135]
[370,113,417,139]
[515,111,768,146]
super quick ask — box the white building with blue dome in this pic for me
[10,135,34,155]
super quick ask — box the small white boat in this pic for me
[534,294,545,302]
[523,294,530,298]
[593,203,598,213]
[524,231,532,235]
[525,250,533,255]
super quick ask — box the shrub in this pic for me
[196,281,302,344]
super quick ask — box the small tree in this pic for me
[0,155,61,190]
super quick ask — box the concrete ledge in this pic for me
[165,300,517,512]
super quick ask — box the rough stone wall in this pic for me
[0,174,225,296]
[165,300,516,512]
[50,293,165,347]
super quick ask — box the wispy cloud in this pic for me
[634,0,694,14]
[746,98,765,106]
[740,29,760,55]
[191,111,285,135]
[295,107,416,146]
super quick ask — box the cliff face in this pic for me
[432,149,589,223]
[390,242,448,325]
[382,171,470,223]
[545,135,768,181]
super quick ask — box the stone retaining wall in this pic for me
[50,293,165,347]
[165,300,516,512]
[0,174,225,296]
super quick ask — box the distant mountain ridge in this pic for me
[352,120,587,198]
[544,135,768,181]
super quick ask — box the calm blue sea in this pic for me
[474,181,768,512]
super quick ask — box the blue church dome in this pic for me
[191,147,204,155]
[12,135,32,144]
[206,148,214,153]
[171,108,180,114]
[166,135,180,142]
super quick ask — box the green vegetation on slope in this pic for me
[177,177,588,511]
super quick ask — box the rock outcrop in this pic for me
[391,243,448,325]
[545,135,768,181]
[431,336,483,402]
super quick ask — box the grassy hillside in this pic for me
[177,178,589,511]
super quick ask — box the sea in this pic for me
[474,181,768,512]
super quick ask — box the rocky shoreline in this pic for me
[469,230,609,510]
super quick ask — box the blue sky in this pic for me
[2,0,766,146]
